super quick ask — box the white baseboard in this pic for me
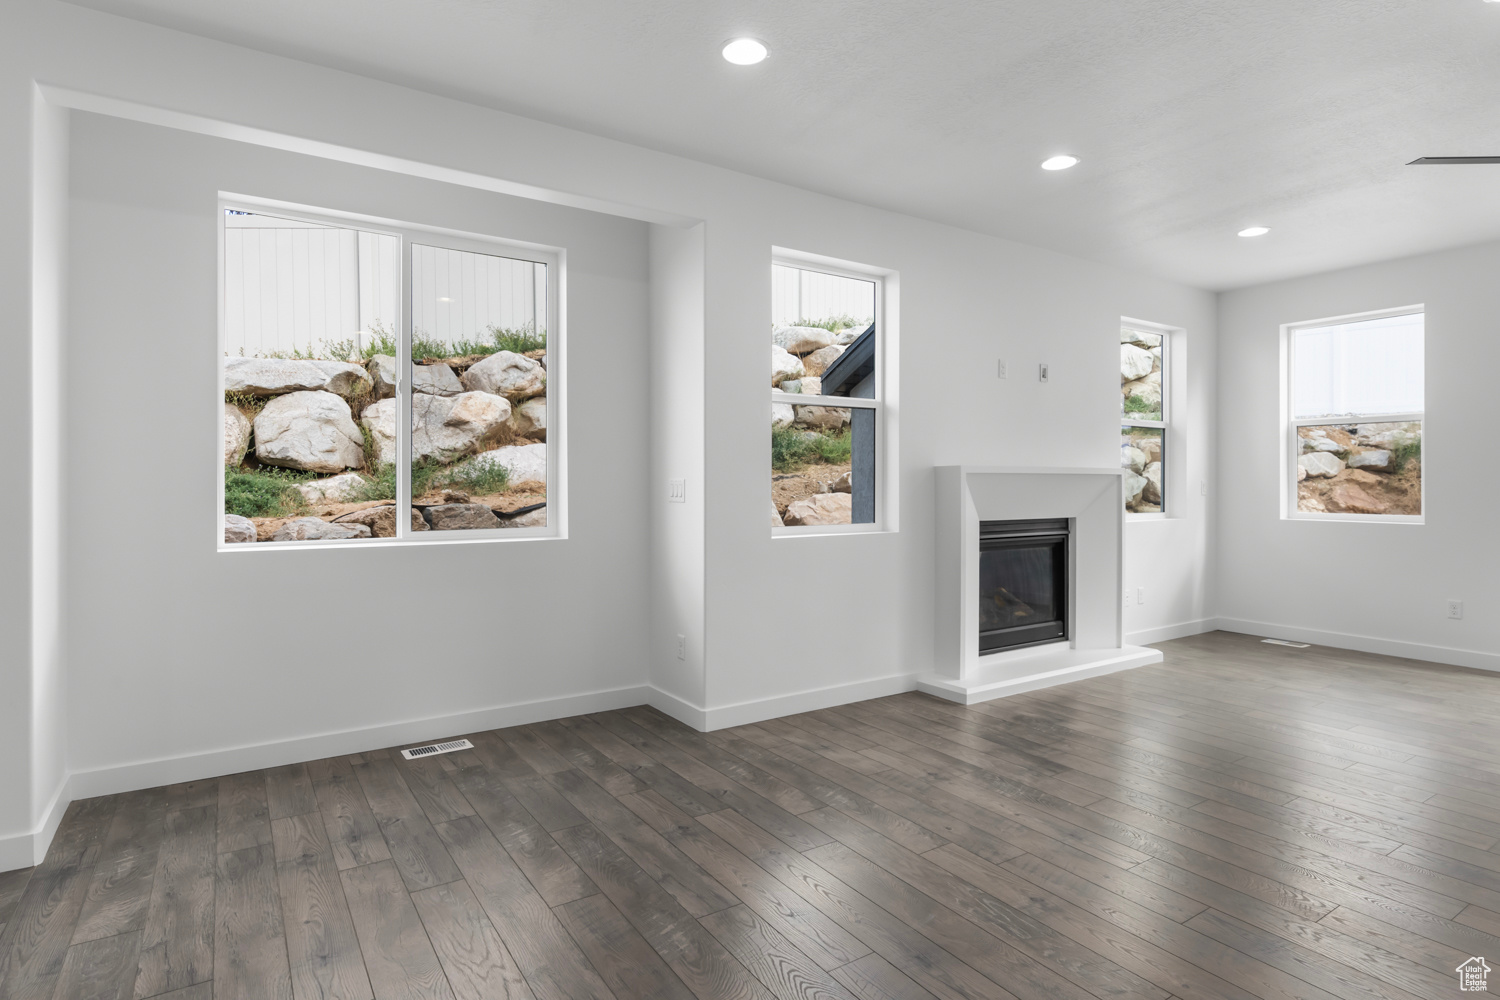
[1213,617,1500,674]
[1126,618,1219,646]
[2,683,651,871]
[917,645,1163,705]
[651,674,921,732]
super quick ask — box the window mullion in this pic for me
[396,235,413,538]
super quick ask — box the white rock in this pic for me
[361,393,513,466]
[1298,452,1343,478]
[771,403,795,428]
[253,391,365,473]
[1121,329,1150,346]
[1123,470,1148,503]
[793,405,851,432]
[461,351,546,400]
[224,514,257,544]
[1120,344,1154,382]
[367,355,398,399]
[1142,462,1163,504]
[782,493,852,526]
[1347,449,1394,472]
[801,345,845,377]
[296,472,368,504]
[833,327,863,346]
[1138,437,1162,463]
[773,326,836,355]
[226,357,371,397]
[1121,445,1147,475]
[1122,377,1161,410]
[780,380,803,394]
[509,396,547,439]
[496,507,548,529]
[1362,428,1420,449]
[831,471,853,494]
[271,517,372,541]
[466,442,547,487]
[426,504,502,530]
[771,345,804,386]
[414,363,464,396]
[224,403,252,466]
[1304,438,1344,453]
[800,376,823,396]
[771,501,784,527]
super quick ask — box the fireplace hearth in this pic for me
[979,518,1069,653]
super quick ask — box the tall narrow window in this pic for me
[221,204,557,545]
[1120,324,1167,514]
[1288,309,1423,519]
[770,259,883,530]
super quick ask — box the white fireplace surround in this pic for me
[921,466,1163,704]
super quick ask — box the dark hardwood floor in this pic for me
[3,630,1500,999]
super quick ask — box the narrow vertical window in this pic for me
[221,204,557,545]
[1120,325,1167,514]
[1288,309,1423,519]
[770,260,882,530]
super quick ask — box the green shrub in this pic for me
[772,425,851,472]
[1391,438,1422,474]
[787,315,869,333]
[442,457,510,494]
[224,466,314,518]
[1123,394,1159,417]
[348,456,508,502]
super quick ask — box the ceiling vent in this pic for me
[400,738,474,760]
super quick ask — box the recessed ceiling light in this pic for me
[722,38,768,65]
[1041,155,1079,171]
[1238,226,1271,238]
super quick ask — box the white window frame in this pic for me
[771,250,892,536]
[218,194,565,549]
[1283,304,1424,524]
[1121,318,1173,520]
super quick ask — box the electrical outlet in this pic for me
[1038,363,1050,383]
[1201,480,1209,497]
[668,479,686,503]
[1448,600,1464,620]
[1136,587,1146,606]
[997,359,1008,379]
[676,634,686,659]
[1122,591,1132,608]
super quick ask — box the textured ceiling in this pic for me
[63,0,1500,289]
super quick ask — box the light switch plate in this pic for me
[668,479,686,503]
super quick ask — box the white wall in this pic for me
[0,0,1216,864]
[1216,239,1500,670]
[64,112,651,779]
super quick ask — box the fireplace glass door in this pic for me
[979,519,1069,652]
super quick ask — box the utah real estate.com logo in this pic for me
[1457,956,1490,992]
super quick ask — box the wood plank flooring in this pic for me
[3,630,1500,999]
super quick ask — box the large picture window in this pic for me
[1288,309,1423,520]
[770,259,883,530]
[221,203,558,545]
[1120,324,1168,514]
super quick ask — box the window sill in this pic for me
[772,524,893,539]
[219,529,562,552]
[1283,512,1424,525]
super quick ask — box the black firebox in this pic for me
[979,518,1069,653]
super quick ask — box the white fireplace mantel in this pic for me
[920,466,1162,704]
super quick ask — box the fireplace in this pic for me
[979,518,1069,653]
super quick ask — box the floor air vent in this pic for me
[401,738,474,760]
[1261,638,1311,648]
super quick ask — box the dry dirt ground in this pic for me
[772,460,851,519]
[1299,462,1421,515]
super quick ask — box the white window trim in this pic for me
[1282,304,1424,524]
[218,194,565,550]
[1121,318,1176,521]
[771,250,894,537]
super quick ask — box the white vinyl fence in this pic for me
[1293,312,1424,418]
[772,263,875,327]
[223,212,545,357]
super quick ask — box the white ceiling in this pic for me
[65,0,1500,290]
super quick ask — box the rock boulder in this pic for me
[782,493,853,526]
[496,507,548,529]
[774,326,836,355]
[461,351,546,400]
[413,363,464,396]
[1347,449,1394,472]
[1327,483,1388,515]
[226,357,371,397]
[254,391,365,473]
[466,442,547,487]
[509,396,547,440]
[1298,452,1343,479]
[224,514,257,544]
[333,505,428,537]
[224,403,252,466]
[296,473,368,504]
[801,345,845,377]
[1142,462,1163,504]
[793,405,851,432]
[426,503,502,530]
[1120,344,1154,382]
[771,345,804,386]
[367,355,398,399]
[361,392,512,466]
[271,517,372,541]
